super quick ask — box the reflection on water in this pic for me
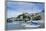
[6,20,44,30]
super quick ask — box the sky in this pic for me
[7,2,44,18]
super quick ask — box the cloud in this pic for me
[7,9,41,18]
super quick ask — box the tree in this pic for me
[7,18,13,23]
[32,15,41,20]
[16,13,31,22]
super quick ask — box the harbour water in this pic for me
[6,20,44,30]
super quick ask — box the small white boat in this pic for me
[22,21,40,28]
[25,24,40,28]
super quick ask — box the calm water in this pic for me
[6,20,44,30]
